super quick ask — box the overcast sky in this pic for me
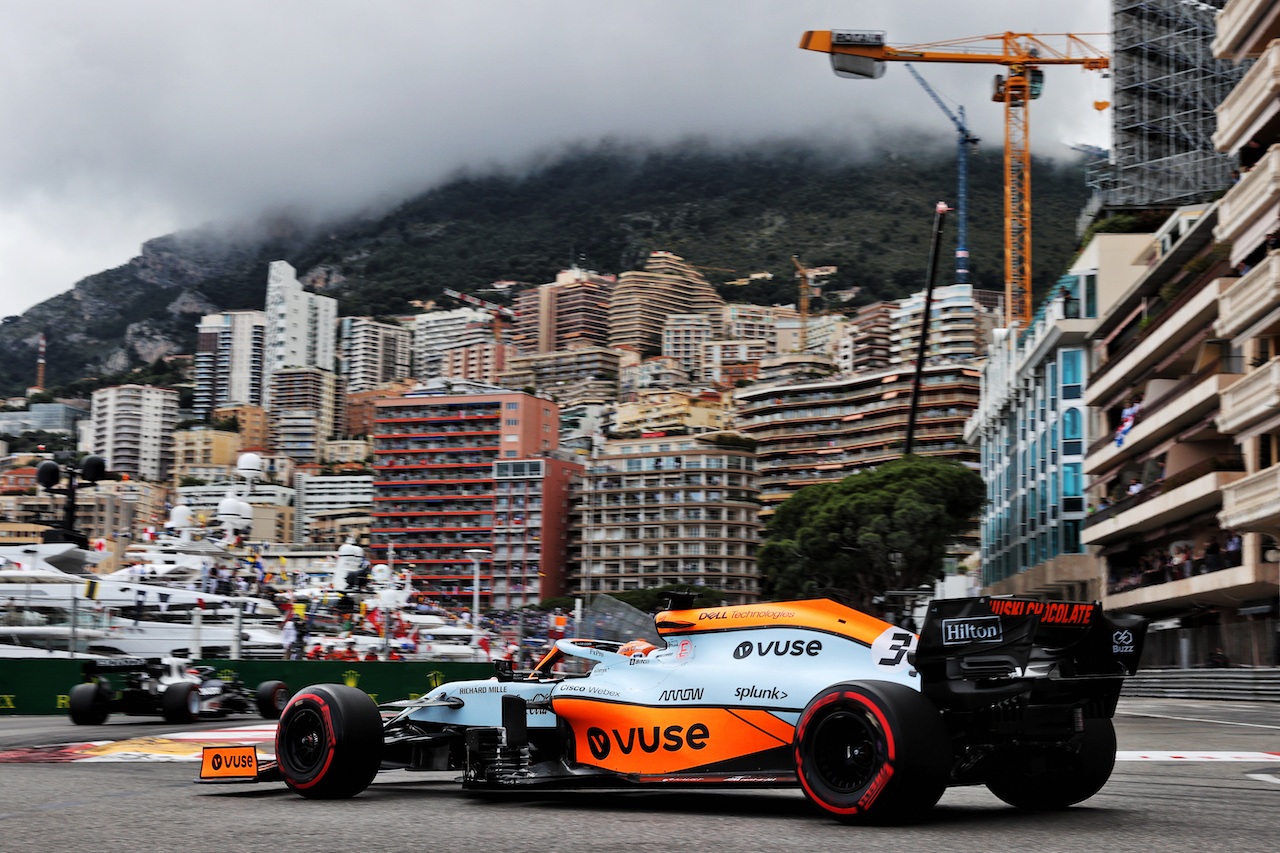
[0,0,1113,318]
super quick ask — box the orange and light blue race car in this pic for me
[199,595,1146,823]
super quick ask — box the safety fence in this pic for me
[0,658,494,715]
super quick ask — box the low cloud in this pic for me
[0,0,1110,315]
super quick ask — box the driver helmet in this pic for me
[618,639,658,658]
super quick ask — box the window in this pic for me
[1084,274,1097,318]
[1062,408,1082,456]
[1061,351,1082,399]
[1062,463,1082,497]
[505,402,519,410]
[506,419,519,426]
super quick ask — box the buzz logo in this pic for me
[1112,630,1135,654]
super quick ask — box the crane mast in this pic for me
[799,30,1108,328]
[904,63,978,285]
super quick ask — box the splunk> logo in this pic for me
[585,724,710,760]
[941,616,1002,645]
[1112,630,1135,654]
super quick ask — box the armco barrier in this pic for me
[1123,667,1280,702]
[0,658,495,716]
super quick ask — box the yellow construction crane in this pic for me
[799,30,1108,328]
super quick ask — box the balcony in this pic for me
[1220,465,1280,532]
[1085,278,1227,407]
[1216,254,1280,338]
[1085,371,1238,475]
[1082,466,1245,545]
[1215,40,1280,153]
[1105,562,1278,615]
[1218,356,1280,434]
[1213,2,1280,62]
[1216,144,1280,248]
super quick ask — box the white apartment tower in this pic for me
[91,384,179,482]
[338,316,412,393]
[411,308,494,378]
[194,310,267,419]
[263,261,337,409]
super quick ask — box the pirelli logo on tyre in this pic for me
[940,616,1002,645]
[200,745,258,780]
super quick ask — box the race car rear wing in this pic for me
[82,658,164,675]
[914,597,1147,713]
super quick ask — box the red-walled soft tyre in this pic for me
[276,684,383,799]
[793,681,950,824]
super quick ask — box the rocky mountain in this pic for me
[0,139,1090,397]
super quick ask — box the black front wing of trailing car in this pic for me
[914,596,1147,784]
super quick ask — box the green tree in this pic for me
[757,456,984,611]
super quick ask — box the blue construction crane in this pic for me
[904,63,980,284]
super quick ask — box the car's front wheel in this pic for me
[793,680,950,823]
[985,718,1116,810]
[276,684,383,799]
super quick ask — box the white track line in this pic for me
[1117,751,1280,761]
[1117,711,1280,731]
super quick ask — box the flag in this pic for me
[1115,414,1135,447]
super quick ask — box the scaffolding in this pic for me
[1084,0,1244,218]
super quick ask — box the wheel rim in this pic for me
[273,686,289,712]
[186,689,200,716]
[811,708,884,793]
[282,706,327,774]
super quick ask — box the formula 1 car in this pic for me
[69,657,291,725]
[201,596,1146,822]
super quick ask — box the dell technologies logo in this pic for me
[941,616,1003,645]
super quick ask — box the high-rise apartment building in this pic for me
[294,473,374,542]
[90,384,179,482]
[609,252,725,355]
[661,314,718,376]
[370,382,580,609]
[263,261,337,409]
[411,308,493,379]
[194,310,266,419]
[838,301,898,374]
[440,341,516,386]
[735,365,980,513]
[967,231,1150,600]
[890,284,999,366]
[337,317,412,393]
[499,347,623,407]
[512,267,615,354]
[269,367,340,465]
[573,432,761,604]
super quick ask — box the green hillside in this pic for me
[0,139,1089,397]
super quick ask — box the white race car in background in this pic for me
[69,657,290,725]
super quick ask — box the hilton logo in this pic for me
[941,616,1003,645]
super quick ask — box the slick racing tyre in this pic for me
[985,718,1116,810]
[255,680,291,719]
[276,684,383,799]
[162,682,200,724]
[68,682,110,725]
[794,681,950,824]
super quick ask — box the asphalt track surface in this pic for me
[2,698,1279,853]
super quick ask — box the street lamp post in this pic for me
[464,549,491,650]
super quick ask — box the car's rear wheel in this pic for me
[68,682,110,725]
[276,684,383,799]
[161,682,200,724]
[985,718,1116,810]
[255,680,290,719]
[794,681,950,824]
